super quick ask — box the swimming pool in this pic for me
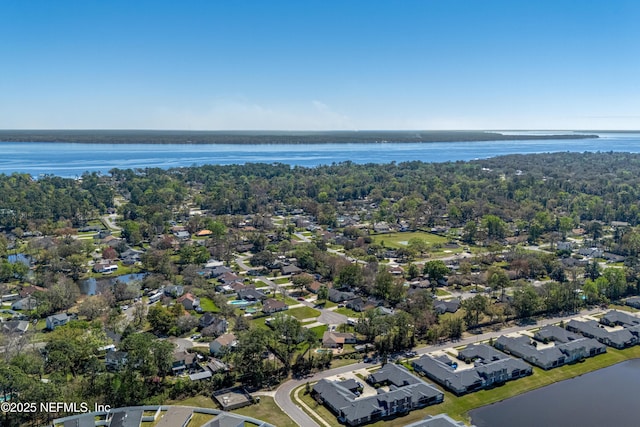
[228,299,251,307]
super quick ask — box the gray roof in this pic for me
[495,335,565,369]
[202,414,245,427]
[108,409,143,427]
[457,344,507,362]
[413,345,531,395]
[367,363,421,387]
[314,364,443,426]
[567,319,637,348]
[412,356,482,395]
[534,325,582,343]
[63,414,96,427]
[189,370,213,381]
[600,310,640,327]
[404,414,476,427]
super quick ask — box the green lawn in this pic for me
[254,280,271,288]
[287,306,321,320]
[199,297,220,313]
[308,324,327,340]
[370,231,448,248]
[273,277,290,285]
[232,396,297,427]
[334,307,360,317]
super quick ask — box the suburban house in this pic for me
[105,350,129,371]
[93,260,118,274]
[1,320,29,334]
[599,310,640,328]
[46,313,69,330]
[404,414,477,427]
[413,344,532,395]
[328,289,356,303]
[494,334,606,370]
[280,264,302,275]
[210,265,232,277]
[11,296,37,311]
[177,293,200,311]
[347,297,380,312]
[199,313,228,335]
[306,281,323,294]
[313,364,443,426]
[322,331,357,348]
[237,287,266,302]
[434,299,461,315]
[625,296,640,310]
[164,285,184,297]
[262,298,288,314]
[210,333,237,356]
[120,248,143,265]
[201,414,245,427]
[566,319,638,349]
[172,350,201,375]
[19,285,45,297]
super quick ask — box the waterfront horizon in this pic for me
[1,131,639,178]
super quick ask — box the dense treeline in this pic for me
[5,152,640,232]
[0,129,596,144]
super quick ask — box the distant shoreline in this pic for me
[0,130,599,144]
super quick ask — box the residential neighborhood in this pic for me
[4,154,640,426]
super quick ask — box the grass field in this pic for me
[334,307,360,317]
[198,297,220,313]
[287,306,321,320]
[308,324,327,340]
[232,396,297,427]
[370,231,448,248]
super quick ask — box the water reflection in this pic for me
[470,359,640,427]
[79,273,145,295]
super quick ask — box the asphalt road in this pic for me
[273,307,604,427]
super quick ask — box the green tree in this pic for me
[336,263,363,289]
[512,284,541,319]
[482,214,507,240]
[423,260,449,291]
[462,295,488,329]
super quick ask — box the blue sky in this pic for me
[1,1,639,130]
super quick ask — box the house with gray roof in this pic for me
[328,288,356,303]
[1,320,29,334]
[46,313,69,330]
[534,325,581,343]
[11,296,38,311]
[413,344,532,395]
[494,334,606,370]
[404,414,477,427]
[313,364,443,426]
[599,310,640,328]
[625,296,640,309]
[494,335,566,370]
[566,319,637,349]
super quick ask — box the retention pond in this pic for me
[470,359,640,427]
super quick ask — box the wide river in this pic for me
[470,359,640,427]
[1,132,640,177]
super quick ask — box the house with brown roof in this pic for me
[322,331,357,348]
[262,298,288,314]
[177,293,200,311]
[306,280,323,294]
[210,333,237,356]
